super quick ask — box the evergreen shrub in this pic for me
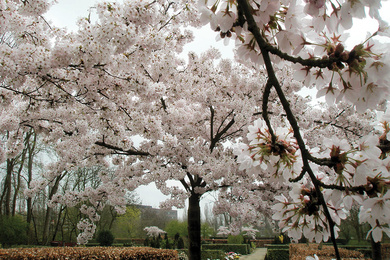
[201,249,224,260]
[202,244,249,255]
[0,215,28,248]
[227,234,244,244]
[96,230,115,246]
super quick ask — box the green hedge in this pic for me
[202,244,249,255]
[86,243,100,247]
[355,248,371,258]
[201,249,225,260]
[265,249,289,260]
[114,238,134,244]
[0,247,179,259]
[86,243,125,247]
[265,244,289,249]
[339,245,371,258]
[227,235,244,244]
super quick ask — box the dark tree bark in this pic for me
[32,213,40,244]
[3,158,14,216]
[42,198,54,245]
[42,172,66,245]
[52,205,66,241]
[26,131,37,244]
[187,192,201,260]
[371,236,382,260]
[11,144,27,216]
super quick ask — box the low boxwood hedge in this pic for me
[202,244,249,255]
[265,244,289,249]
[201,249,225,260]
[339,245,371,258]
[265,248,289,260]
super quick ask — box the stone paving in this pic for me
[239,248,268,260]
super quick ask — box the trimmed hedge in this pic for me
[355,248,371,258]
[227,235,244,244]
[265,244,290,260]
[202,244,249,255]
[85,243,100,247]
[265,248,289,260]
[338,245,371,258]
[201,249,225,260]
[0,247,178,259]
[265,244,289,249]
[290,243,364,260]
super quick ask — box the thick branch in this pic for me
[237,0,341,258]
[180,179,191,193]
[234,3,339,69]
[317,181,366,193]
[210,112,235,152]
[95,141,150,156]
[264,41,339,69]
[262,79,276,143]
[210,106,215,145]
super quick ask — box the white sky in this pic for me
[44,1,390,219]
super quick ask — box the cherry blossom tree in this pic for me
[1,1,264,259]
[4,0,390,260]
[123,50,267,259]
[1,0,200,251]
[144,226,166,238]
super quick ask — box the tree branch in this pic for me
[210,112,235,152]
[95,141,150,156]
[237,0,341,258]
[262,79,276,143]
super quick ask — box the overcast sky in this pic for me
[43,1,390,218]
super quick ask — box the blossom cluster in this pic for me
[234,114,390,242]
[234,118,301,182]
[144,226,166,238]
[199,0,390,112]
[77,218,97,245]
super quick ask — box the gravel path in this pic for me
[239,248,268,260]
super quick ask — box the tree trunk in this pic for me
[52,205,66,241]
[12,152,26,216]
[0,172,8,215]
[187,192,201,260]
[108,206,117,230]
[12,131,32,216]
[4,159,14,216]
[42,173,65,245]
[356,224,361,242]
[31,213,40,244]
[27,130,37,244]
[371,236,382,260]
[42,205,53,245]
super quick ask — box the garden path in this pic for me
[239,248,267,260]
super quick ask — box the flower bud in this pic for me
[340,51,349,62]
[335,43,344,56]
[327,43,336,55]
